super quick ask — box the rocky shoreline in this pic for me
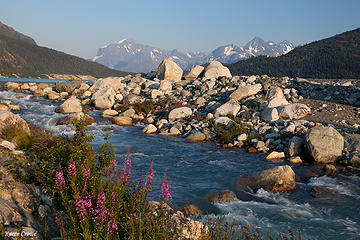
[1,58,360,238]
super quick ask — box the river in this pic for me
[0,88,359,240]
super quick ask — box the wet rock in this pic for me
[156,58,183,82]
[289,156,303,164]
[168,107,192,122]
[184,65,204,80]
[182,204,202,217]
[229,84,262,101]
[142,124,157,134]
[92,87,115,110]
[323,164,339,177]
[101,109,118,118]
[185,132,206,142]
[214,99,240,117]
[311,186,346,203]
[277,103,310,120]
[266,151,285,160]
[204,191,237,203]
[305,126,344,163]
[288,136,304,157]
[203,60,232,79]
[112,116,133,126]
[55,97,82,113]
[234,165,296,193]
[56,112,95,126]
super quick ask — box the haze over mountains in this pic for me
[92,38,294,73]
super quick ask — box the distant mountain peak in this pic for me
[92,37,294,73]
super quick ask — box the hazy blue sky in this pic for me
[1,0,360,59]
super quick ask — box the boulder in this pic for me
[168,107,192,122]
[5,82,20,90]
[277,103,310,120]
[289,156,303,164]
[159,80,172,91]
[55,80,83,93]
[169,126,181,135]
[234,165,296,193]
[265,87,285,100]
[112,116,133,126]
[305,126,344,163]
[214,116,232,126]
[214,99,240,118]
[204,191,237,203]
[261,107,279,121]
[203,61,232,79]
[156,58,183,82]
[266,151,285,160]
[184,65,204,80]
[288,136,304,157]
[89,77,124,92]
[151,89,164,99]
[92,87,115,110]
[185,132,206,142]
[55,97,82,113]
[229,84,262,101]
[246,75,257,83]
[101,109,118,118]
[0,111,30,134]
[267,97,289,108]
[142,124,157,134]
[120,109,136,118]
[47,92,60,100]
[56,112,95,126]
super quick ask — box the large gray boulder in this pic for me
[277,103,310,120]
[55,97,82,113]
[203,61,232,79]
[229,84,262,101]
[156,58,183,82]
[168,107,192,121]
[0,110,30,134]
[265,87,285,100]
[55,80,83,93]
[92,87,115,110]
[234,165,296,193]
[267,97,289,108]
[214,99,240,117]
[89,77,125,92]
[261,107,279,121]
[305,126,344,163]
[184,65,204,80]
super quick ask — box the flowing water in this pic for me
[1,89,359,240]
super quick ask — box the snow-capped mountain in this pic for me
[92,38,206,73]
[206,37,294,63]
[92,37,294,73]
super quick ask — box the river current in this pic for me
[0,87,359,239]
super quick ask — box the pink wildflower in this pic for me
[83,168,90,180]
[160,169,172,204]
[75,192,93,222]
[145,160,154,189]
[121,148,131,182]
[68,162,76,179]
[55,164,66,189]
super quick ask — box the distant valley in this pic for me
[92,37,294,73]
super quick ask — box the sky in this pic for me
[1,0,360,59]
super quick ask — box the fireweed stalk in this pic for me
[48,122,179,239]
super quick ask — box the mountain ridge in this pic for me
[227,27,360,79]
[92,37,294,73]
[0,21,37,45]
